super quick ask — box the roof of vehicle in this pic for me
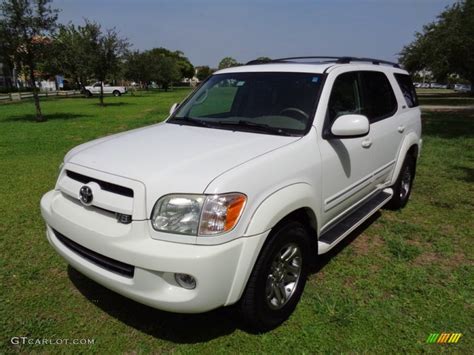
[215,56,407,75]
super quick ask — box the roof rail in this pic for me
[245,56,400,68]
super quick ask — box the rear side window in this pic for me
[394,73,419,108]
[360,71,397,122]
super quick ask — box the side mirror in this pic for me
[169,103,179,115]
[331,114,369,138]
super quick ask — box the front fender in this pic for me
[245,183,319,236]
[390,132,421,185]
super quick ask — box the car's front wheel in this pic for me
[113,90,121,97]
[239,220,311,332]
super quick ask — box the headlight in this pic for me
[151,193,246,236]
[151,194,204,235]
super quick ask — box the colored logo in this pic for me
[426,333,462,344]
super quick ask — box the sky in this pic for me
[54,0,456,68]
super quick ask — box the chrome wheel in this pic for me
[400,165,412,200]
[266,243,302,310]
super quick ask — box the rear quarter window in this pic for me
[394,73,419,108]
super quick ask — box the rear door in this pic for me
[358,70,401,188]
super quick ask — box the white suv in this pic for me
[41,56,421,331]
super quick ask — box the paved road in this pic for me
[420,105,474,111]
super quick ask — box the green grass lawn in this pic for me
[1,91,473,353]
[417,89,474,106]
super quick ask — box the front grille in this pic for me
[54,229,135,278]
[66,170,134,198]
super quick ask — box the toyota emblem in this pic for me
[79,185,93,205]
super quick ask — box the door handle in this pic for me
[361,139,372,148]
[398,125,405,133]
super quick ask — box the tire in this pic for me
[113,90,121,97]
[85,90,92,97]
[239,220,311,332]
[386,154,416,210]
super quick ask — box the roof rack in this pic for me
[246,56,400,68]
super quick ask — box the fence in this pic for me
[0,90,82,103]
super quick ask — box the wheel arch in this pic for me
[390,133,421,185]
[226,185,319,306]
[245,183,319,238]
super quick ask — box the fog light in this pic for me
[116,213,132,224]
[175,273,196,289]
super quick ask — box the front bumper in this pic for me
[41,190,268,313]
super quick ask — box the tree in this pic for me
[0,21,15,89]
[196,66,212,81]
[146,49,180,91]
[399,0,474,94]
[171,49,194,79]
[83,21,128,106]
[0,0,59,122]
[255,56,271,63]
[156,56,181,90]
[218,56,239,70]
[145,47,194,82]
[123,48,193,91]
[49,21,124,96]
[123,50,151,89]
[49,23,96,90]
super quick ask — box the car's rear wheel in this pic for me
[238,220,311,332]
[113,90,121,97]
[386,154,416,210]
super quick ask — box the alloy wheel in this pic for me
[265,243,302,310]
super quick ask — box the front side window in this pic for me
[394,73,419,108]
[169,72,323,136]
[327,72,362,123]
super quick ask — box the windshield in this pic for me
[169,72,323,136]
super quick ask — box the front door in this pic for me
[92,83,101,94]
[318,70,376,228]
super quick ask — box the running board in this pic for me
[318,188,393,254]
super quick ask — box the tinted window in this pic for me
[327,72,362,123]
[172,72,322,135]
[395,73,419,108]
[360,71,397,122]
[188,81,238,117]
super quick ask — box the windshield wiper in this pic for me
[169,117,212,128]
[215,120,293,136]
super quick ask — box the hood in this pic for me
[67,122,300,193]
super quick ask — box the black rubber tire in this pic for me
[85,90,92,97]
[238,221,311,332]
[113,90,121,97]
[386,154,416,210]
